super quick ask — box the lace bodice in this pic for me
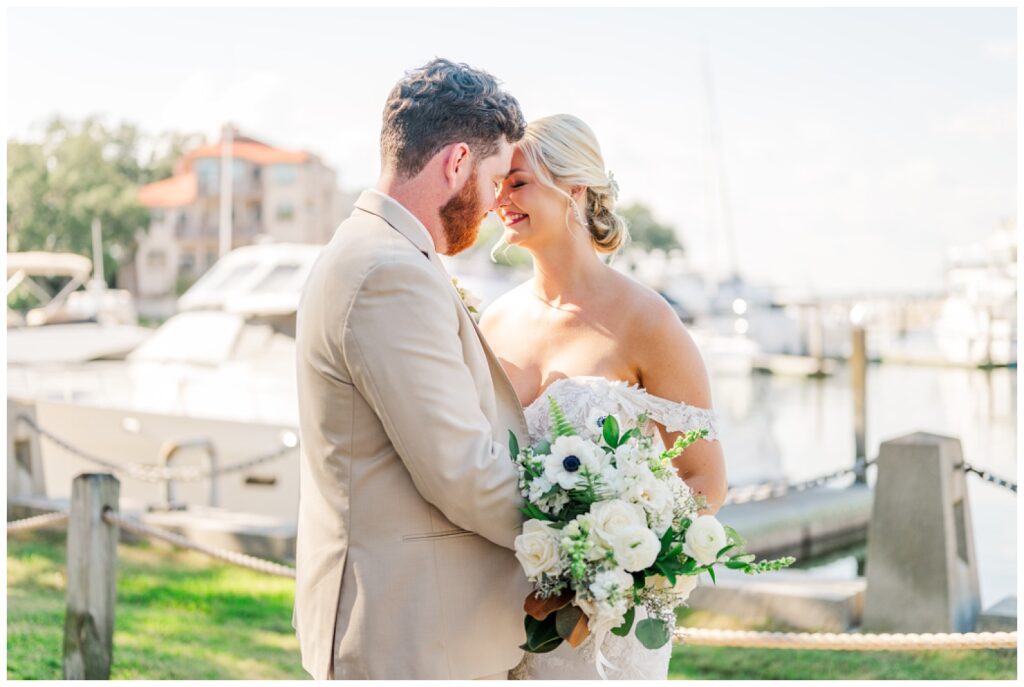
[511,376,717,680]
[523,375,720,447]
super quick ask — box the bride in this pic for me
[480,114,729,680]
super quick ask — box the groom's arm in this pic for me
[342,258,524,550]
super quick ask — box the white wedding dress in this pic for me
[510,375,720,681]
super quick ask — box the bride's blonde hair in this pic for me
[517,114,629,254]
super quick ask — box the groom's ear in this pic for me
[441,142,472,190]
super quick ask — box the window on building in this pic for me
[195,158,219,195]
[276,202,295,221]
[179,253,196,275]
[272,164,297,185]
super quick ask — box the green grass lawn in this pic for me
[7,530,1017,680]
[7,529,307,680]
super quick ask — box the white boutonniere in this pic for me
[451,277,482,320]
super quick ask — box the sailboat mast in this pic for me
[701,51,740,283]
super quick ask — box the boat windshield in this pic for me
[127,311,246,365]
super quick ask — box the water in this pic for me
[711,363,1017,609]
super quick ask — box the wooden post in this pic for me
[63,473,120,679]
[851,325,867,484]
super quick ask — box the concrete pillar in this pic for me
[862,433,981,633]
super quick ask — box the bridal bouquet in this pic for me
[510,397,794,675]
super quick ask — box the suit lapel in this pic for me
[354,190,528,438]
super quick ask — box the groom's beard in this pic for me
[439,167,485,256]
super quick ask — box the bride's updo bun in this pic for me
[518,114,630,254]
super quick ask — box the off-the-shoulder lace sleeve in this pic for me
[613,385,720,442]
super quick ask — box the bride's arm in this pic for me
[630,298,728,516]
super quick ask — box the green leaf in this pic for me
[725,559,750,569]
[524,614,564,653]
[619,427,641,445]
[707,566,717,584]
[715,543,735,559]
[555,604,584,640]
[532,439,551,455]
[680,557,698,574]
[602,414,620,447]
[508,430,520,459]
[632,572,646,590]
[724,525,746,548]
[611,606,636,637]
[658,527,676,555]
[635,618,671,650]
[520,505,552,521]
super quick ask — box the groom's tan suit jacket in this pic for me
[292,190,531,679]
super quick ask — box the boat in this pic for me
[7,243,323,520]
[7,251,153,364]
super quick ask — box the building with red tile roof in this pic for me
[134,127,351,298]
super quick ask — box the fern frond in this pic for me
[548,396,577,438]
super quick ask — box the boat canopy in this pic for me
[7,252,93,280]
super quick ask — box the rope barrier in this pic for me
[674,627,1017,651]
[9,509,1017,652]
[16,414,296,484]
[102,510,296,579]
[6,510,70,533]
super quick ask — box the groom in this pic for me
[292,59,532,680]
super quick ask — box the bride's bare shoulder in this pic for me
[610,269,681,329]
[479,279,534,333]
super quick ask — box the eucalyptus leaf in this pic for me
[611,606,636,637]
[635,618,671,650]
[533,440,551,455]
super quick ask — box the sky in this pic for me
[6,7,1017,296]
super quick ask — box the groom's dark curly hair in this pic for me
[380,58,526,179]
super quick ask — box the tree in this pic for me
[6,117,205,286]
[619,202,683,253]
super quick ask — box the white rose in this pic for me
[544,436,603,489]
[589,568,634,601]
[610,526,660,572]
[684,515,727,567]
[589,499,647,548]
[645,573,699,603]
[514,520,562,578]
